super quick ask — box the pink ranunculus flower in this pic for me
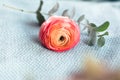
[39,16,80,52]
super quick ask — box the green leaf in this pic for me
[95,21,110,32]
[77,15,85,25]
[70,7,75,18]
[48,2,59,15]
[62,9,70,18]
[87,23,96,35]
[87,28,90,35]
[88,29,97,46]
[62,8,75,18]
[36,0,45,25]
[36,12,45,26]
[36,0,43,12]
[98,31,109,37]
[89,23,97,27]
[97,37,105,47]
[86,19,89,25]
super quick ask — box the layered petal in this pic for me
[39,16,80,52]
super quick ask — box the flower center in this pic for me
[59,36,65,41]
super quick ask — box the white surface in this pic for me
[0,0,120,80]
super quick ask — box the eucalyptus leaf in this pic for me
[85,19,90,32]
[88,29,97,46]
[86,19,89,25]
[90,23,97,27]
[36,12,45,26]
[48,2,59,15]
[77,15,85,25]
[70,7,75,18]
[102,31,109,36]
[97,37,105,47]
[62,9,70,18]
[88,28,90,35]
[87,23,96,35]
[95,21,110,32]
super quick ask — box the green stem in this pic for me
[3,4,35,14]
[80,23,94,30]
[98,31,109,37]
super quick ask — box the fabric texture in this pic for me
[0,0,120,80]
